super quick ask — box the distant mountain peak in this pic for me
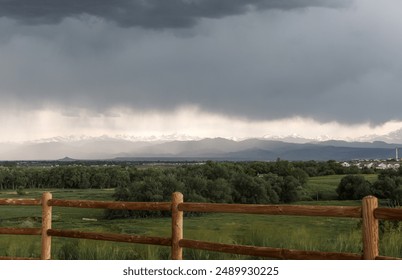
[58,157,77,162]
[262,133,332,144]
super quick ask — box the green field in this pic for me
[1,174,401,260]
[302,174,378,201]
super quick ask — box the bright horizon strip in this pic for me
[0,106,401,143]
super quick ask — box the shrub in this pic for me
[336,175,372,200]
[16,187,27,196]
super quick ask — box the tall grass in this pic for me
[2,222,400,260]
[1,188,400,260]
[234,226,363,257]
[0,236,41,259]
[55,239,171,260]
[380,222,402,258]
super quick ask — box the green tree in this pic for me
[336,175,372,200]
[280,176,300,203]
[231,173,276,204]
[206,178,233,203]
[372,176,402,206]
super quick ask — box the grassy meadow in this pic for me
[302,174,378,201]
[0,174,401,260]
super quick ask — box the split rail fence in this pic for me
[1,192,402,260]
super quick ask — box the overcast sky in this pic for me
[1,0,402,142]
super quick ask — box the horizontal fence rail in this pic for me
[179,239,363,260]
[1,192,401,260]
[178,203,362,218]
[0,198,42,206]
[0,256,41,260]
[0,228,41,236]
[47,229,172,246]
[374,208,402,220]
[49,199,172,211]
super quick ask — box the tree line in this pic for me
[337,169,402,206]
[1,160,400,213]
[0,160,356,192]
[0,165,131,190]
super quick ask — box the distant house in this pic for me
[341,162,351,167]
[365,163,374,169]
[376,163,388,170]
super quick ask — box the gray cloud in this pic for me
[1,0,402,127]
[0,0,348,28]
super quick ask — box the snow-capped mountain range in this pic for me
[264,129,402,144]
[20,128,402,145]
[1,129,402,161]
[26,133,203,144]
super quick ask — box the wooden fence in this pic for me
[1,192,402,260]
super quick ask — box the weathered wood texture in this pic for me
[41,192,52,260]
[179,239,362,260]
[47,229,171,246]
[362,196,379,260]
[179,203,362,218]
[49,199,171,211]
[171,192,183,260]
[0,228,41,235]
[374,207,402,221]
[0,198,41,206]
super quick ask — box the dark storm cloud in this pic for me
[0,0,348,28]
[2,0,402,127]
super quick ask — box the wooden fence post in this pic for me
[41,192,52,260]
[171,192,183,260]
[362,196,379,260]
